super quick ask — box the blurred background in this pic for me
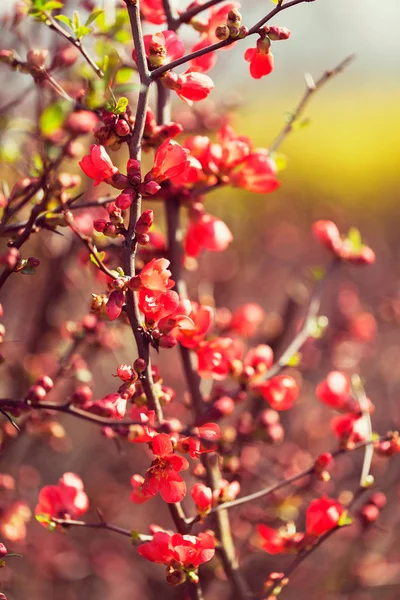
[0,1,400,600]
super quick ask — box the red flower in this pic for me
[139,289,180,324]
[255,375,299,410]
[257,524,288,554]
[231,150,279,194]
[184,213,233,258]
[133,31,184,69]
[231,303,265,338]
[245,36,274,79]
[191,483,213,513]
[313,221,376,265]
[79,144,118,186]
[316,371,352,411]
[138,258,174,292]
[178,423,220,459]
[130,474,152,504]
[244,344,274,374]
[306,496,344,536]
[141,433,189,503]
[163,70,214,105]
[140,0,165,24]
[35,473,89,524]
[197,337,243,380]
[138,530,215,568]
[330,413,368,444]
[174,302,213,349]
[147,139,191,183]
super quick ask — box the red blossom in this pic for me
[133,31,184,69]
[184,213,233,258]
[255,375,299,410]
[174,302,213,348]
[191,483,213,513]
[231,150,279,194]
[106,290,124,321]
[178,423,220,458]
[231,303,265,337]
[306,496,344,536]
[163,70,214,105]
[140,0,165,24]
[147,139,191,183]
[141,433,189,503]
[244,344,274,374]
[79,144,118,186]
[197,337,243,380]
[137,258,174,292]
[138,289,180,324]
[257,524,288,554]
[35,473,89,524]
[244,35,274,79]
[138,530,215,570]
[316,371,352,411]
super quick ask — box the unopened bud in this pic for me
[134,358,147,373]
[215,25,230,41]
[26,49,48,69]
[115,119,131,137]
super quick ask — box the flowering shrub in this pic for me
[0,1,396,600]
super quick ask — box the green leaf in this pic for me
[103,49,121,90]
[287,353,301,367]
[39,102,67,136]
[85,8,104,26]
[338,511,354,527]
[270,152,287,172]
[43,0,64,10]
[114,96,128,114]
[131,530,141,543]
[75,25,92,39]
[116,67,134,85]
[72,9,81,32]
[90,250,106,268]
[54,14,72,28]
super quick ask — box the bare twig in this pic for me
[269,55,355,153]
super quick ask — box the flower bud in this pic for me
[27,385,47,403]
[72,385,93,405]
[36,375,54,393]
[26,49,48,69]
[267,26,291,41]
[135,209,154,234]
[215,25,230,41]
[115,119,131,137]
[134,358,147,373]
[51,45,79,69]
[65,110,99,136]
[93,219,107,233]
[0,543,7,558]
[159,334,177,349]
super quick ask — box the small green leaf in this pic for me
[54,14,73,28]
[72,9,81,32]
[287,352,301,367]
[284,111,294,124]
[116,67,134,85]
[338,511,353,527]
[131,530,141,543]
[85,8,104,26]
[270,152,287,172]
[114,96,128,114]
[89,250,106,267]
[75,25,92,39]
[43,0,64,10]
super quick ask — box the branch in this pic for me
[52,517,151,541]
[193,436,390,518]
[44,11,104,78]
[151,0,317,80]
[64,210,117,280]
[261,259,338,382]
[178,0,225,25]
[269,54,355,153]
[351,375,374,488]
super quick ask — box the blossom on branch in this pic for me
[35,473,89,525]
[79,145,118,186]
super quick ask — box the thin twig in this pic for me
[269,54,355,153]
[52,517,151,540]
[351,374,374,487]
[44,11,104,78]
